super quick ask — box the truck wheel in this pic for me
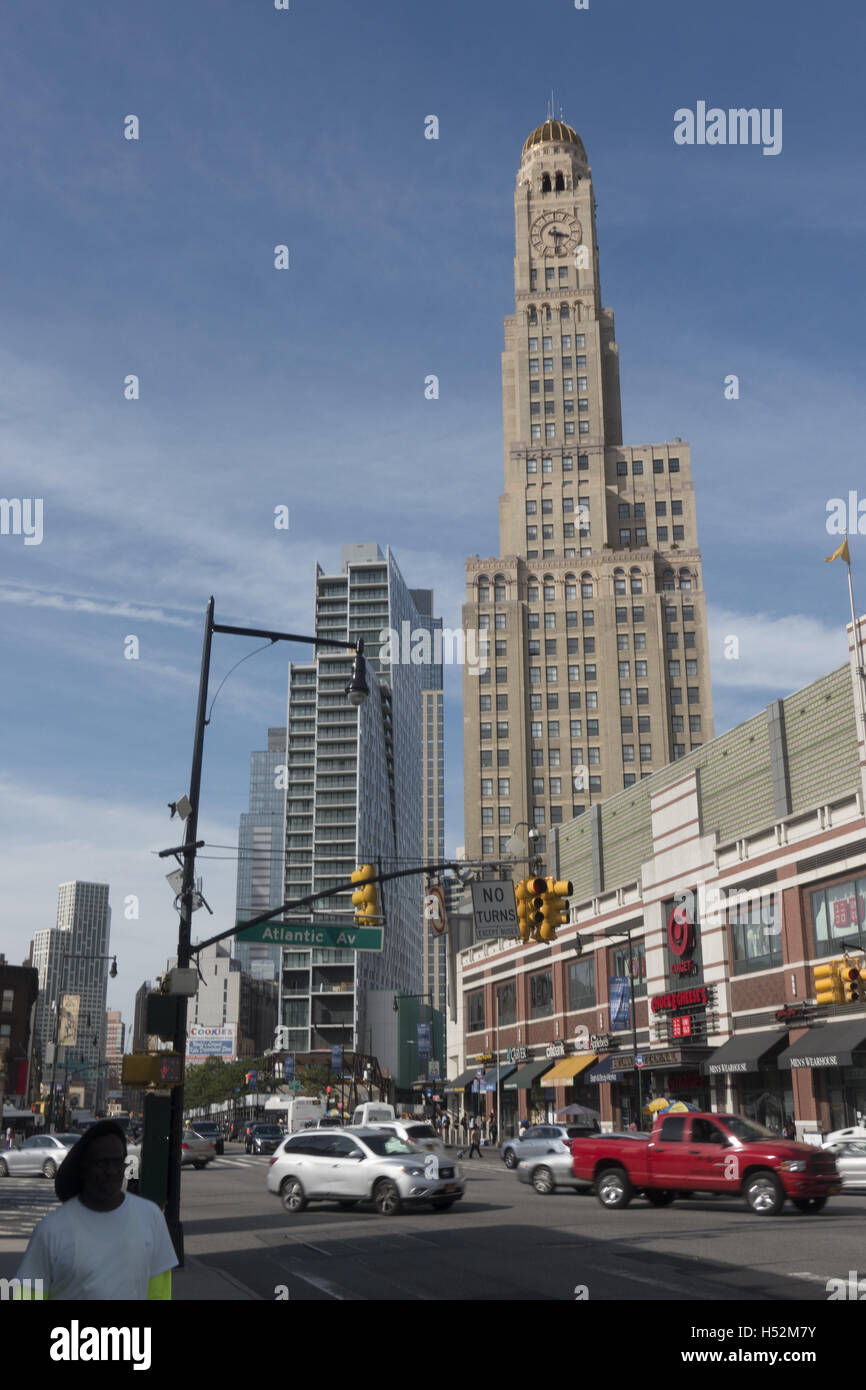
[280,1178,307,1213]
[792,1197,827,1213]
[744,1170,784,1215]
[646,1190,675,1207]
[596,1166,632,1210]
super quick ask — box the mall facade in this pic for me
[448,619,866,1141]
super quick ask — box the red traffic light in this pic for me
[529,878,547,897]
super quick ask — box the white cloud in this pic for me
[708,606,849,693]
[0,780,242,1032]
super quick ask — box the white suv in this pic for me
[267,1126,465,1216]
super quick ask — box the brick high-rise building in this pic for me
[463,118,714,866]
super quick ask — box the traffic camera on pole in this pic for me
[538,878,574,943]
[838,959,864,1004]
[351,865,381,926]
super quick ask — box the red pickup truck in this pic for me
[571,1112,840,1215]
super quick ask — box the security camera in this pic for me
[528,828,540,842]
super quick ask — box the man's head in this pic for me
[55,1120,127,1208]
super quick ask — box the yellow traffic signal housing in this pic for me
[515,880,532,942]
[351,865,381,926]
[813,960,843,1006]
[839,960,864,1004]
[122,1053,160,1087]
[528,877,547,941]
[538,878,574,943]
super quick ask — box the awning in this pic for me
[479,1064,517,1091]
[445,1068,482,1090]
[703,1029,788,1076]
[585,1057,616,1084]
[540,1053,598,1086]
[505,1059,555,1089]
[778,1019,866,1071]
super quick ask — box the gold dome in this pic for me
[521,120,586,160]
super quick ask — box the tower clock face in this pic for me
[530,211,582,257]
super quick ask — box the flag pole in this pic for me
[842,533,866,752]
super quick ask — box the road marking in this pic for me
[286,1269,366,1300]
[788,1272,830,1285]
[607,1266,717,1300]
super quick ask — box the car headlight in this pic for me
[399,1166,427,1177]
[779,1160,807,1172]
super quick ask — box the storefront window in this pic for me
[568,957,595,1010]
[529,970,553,1018]
[812,877,866,956]
[738,1067,793,1136]
[467,991,485,1032]
[496,980,516,1026]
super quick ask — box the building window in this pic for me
[635,660,647,677]
[498,748,510,766]
[669,457,680,472]
[481,806,493,824]
[687,687,700,704]
[529,970,553,1019]
[639,744,652,762]
[689,715,701,732]
[617,460,628,476]
[481,836,494,854]
[636,688,649,705]
[467,991,485,1031]
[481,779,493,797]
[568,957,595,1010]
[618,661,630,679]
[653,458,664,474]
[480,723,492,739]
[498,806,511,824]
[731,895,783,974]
[622,744,635,761]
[619,688,632,705]
[497,721,509,738]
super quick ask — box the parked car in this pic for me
[572,1112,841,1215]
[189,1120,224,1155]
[823,1140,866,1189]
[500,1124,596,1170]
[246,1123,284,1155]
[268,1126,465,1215]
[0,1134,78,1179]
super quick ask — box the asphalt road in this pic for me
[173,1146,866,1302]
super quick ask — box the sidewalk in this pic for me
[0,1247,259,1301]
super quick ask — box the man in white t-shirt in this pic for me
[16,1120,178,1300]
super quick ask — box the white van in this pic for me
[351,1103,396,1127]
[266,1096,324,1133]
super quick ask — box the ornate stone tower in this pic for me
[463,118,714,870]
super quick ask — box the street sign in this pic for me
[287,1080,301,1091]
[429,1060,441,1078]
[471,881,519,940]
[237,920,383,951]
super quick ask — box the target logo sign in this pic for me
[667,901,693,958]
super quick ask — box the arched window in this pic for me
[630,565,643,595]
[476,575,490,602]
[614,567,626,596]
[564,572,577,600]
[494,573,507,602]
[678,568,693,591]
[543,573,556,602]
[575,302,582,322]
[581,571,593,599]
[544,305,552,321]
[662,569,675,592]
[560,304,570,320]
[555,172,565,192]
[541,173,551,193]
[528,306,538,324]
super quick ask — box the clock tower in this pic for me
[463,117,714,871]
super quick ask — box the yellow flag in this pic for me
[825,536,850,564]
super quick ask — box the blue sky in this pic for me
[2,0,865,1031]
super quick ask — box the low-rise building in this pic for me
[450,617,866,1140]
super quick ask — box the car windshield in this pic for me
[362,1134,414,1157]
[718,1116,776,1142]
[255,1127,282,1136]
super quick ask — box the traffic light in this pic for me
[838,959,864,1004]
[515,880,532,941]
[538,878,574,943]
[528,877,547,942]
[813,960,843,1005]
[351,864,381,926]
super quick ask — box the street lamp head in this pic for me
[346,639,369,707]
[109,957,118,979]
[527,828,540,842]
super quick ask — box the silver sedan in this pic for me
[0,1133,78,1179]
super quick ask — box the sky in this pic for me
[2,0,865,1034]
